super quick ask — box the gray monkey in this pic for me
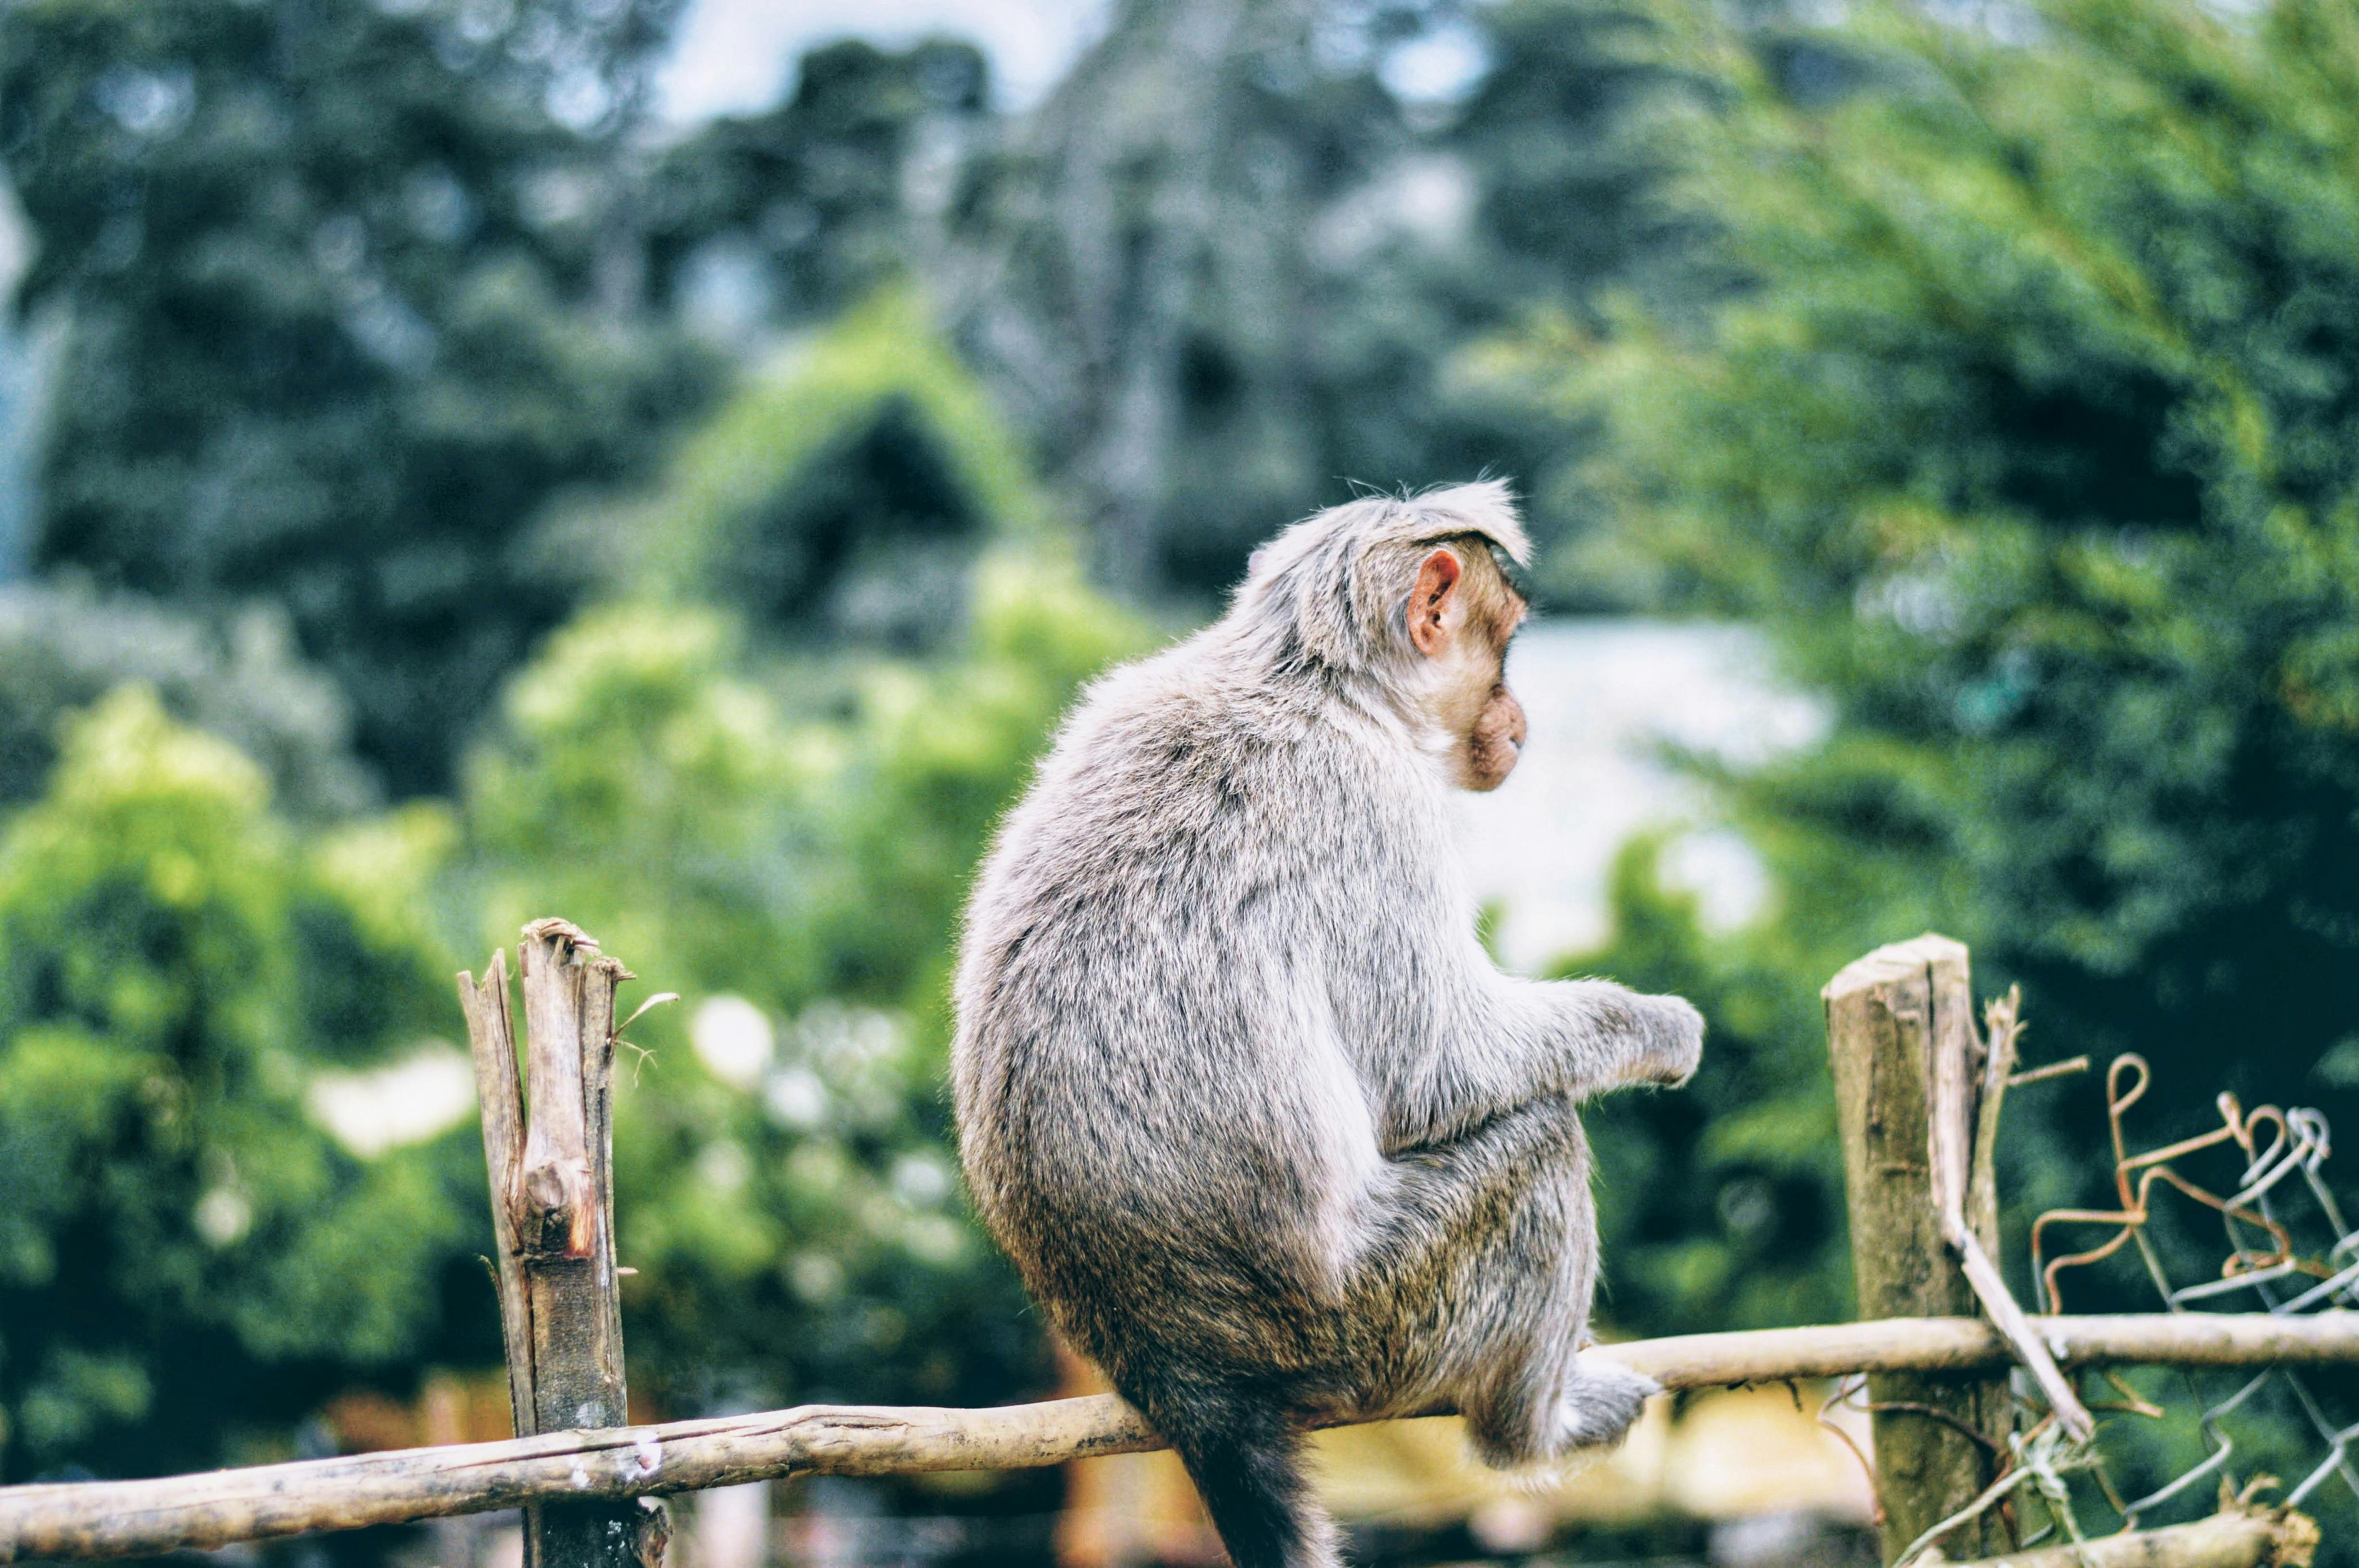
[953,483,1704,1568]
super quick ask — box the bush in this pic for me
[0,690,466,1481]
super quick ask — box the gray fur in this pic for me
[953,482,1703,1568]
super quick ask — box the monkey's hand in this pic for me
[1630,993,1705,1089]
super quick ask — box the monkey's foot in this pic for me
[1554,1356,1661,1451]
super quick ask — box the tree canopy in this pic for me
[0,0,713,795]
[1573,0,2359,1109]
[1542,0,2359,1434]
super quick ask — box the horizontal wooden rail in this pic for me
[5,1312,2356,1562]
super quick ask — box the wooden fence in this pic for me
[0,928,2340,1568]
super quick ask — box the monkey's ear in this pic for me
[1408,548,1461,657]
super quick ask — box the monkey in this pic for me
[952,482,1705,1568]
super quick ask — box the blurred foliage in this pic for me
[804,550,1150,1018]
[551,291,1049,652]
[1547,0,2359,1365]
[1558,838,1849,1337]
[642,38,992,328]
[0,0,1707,735]
[949,0,1540,595]
[461,604,822,1014]
[1447,0,1726,608]
[0,689,470,1481]
[626,3,1692,603]
[0,259,1148,1470]
[1452,0,1697,307]
[0,582,371,819]
[0,0,717,796]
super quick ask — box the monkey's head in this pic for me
[1402,534,1530,790]
[1235,480,1534,792]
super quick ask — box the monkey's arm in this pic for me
[1509,977,1703,1097]
[1384,976,1702,1148]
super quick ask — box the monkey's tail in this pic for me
[1140,1384,1334,1568]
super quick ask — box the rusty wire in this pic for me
[2007,1050,2359,1542]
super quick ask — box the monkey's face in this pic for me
[1405,545,1530,792]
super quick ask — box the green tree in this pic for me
[1454,0,1689,306]
[805,550,1152,1019]
[627,3,1706,606]
[461,604,822,1015]
[950,0,1519,595]
[1569,0,2359,1129]
[925,0,1719,602]
[1553,0,2359,1534]
[641,38,993,329]
[1446,0,1721,608]
[555,291,1054,654]
[0,0,714,795]
[0,689,468,1481]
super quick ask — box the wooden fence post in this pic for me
[1824,934,2014,1562]
[459,920,667,1568]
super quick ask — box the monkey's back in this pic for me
[952,636,1445,1376]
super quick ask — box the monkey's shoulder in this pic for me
[1031,656,1407,841]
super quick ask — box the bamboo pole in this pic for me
[1932,1506,2318,1568]
[3,1313,2354,1563]
[1826,935,2015,1559]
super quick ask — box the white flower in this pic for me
[691,995,774,1089]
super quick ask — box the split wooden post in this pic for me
[459,920,667,1568]
[1825,935,2015,1562]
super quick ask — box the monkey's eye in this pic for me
[1483,540,1536,606]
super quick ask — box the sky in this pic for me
[652,0,1492,124]
[654,0,1111,123]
